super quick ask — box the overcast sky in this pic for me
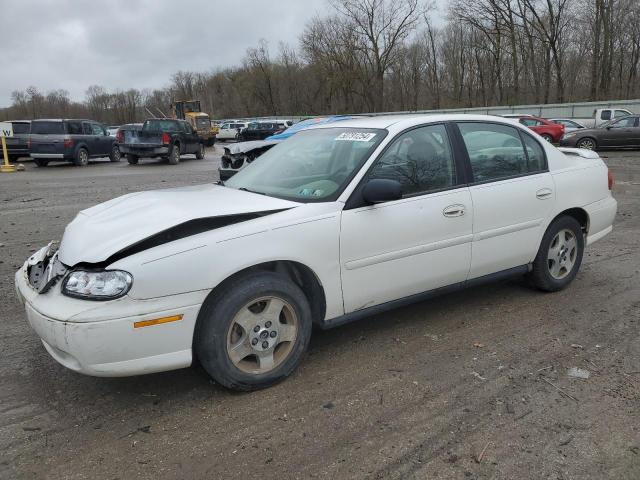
[0,0,445,108]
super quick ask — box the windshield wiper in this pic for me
[238,187,265,196]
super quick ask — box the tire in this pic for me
[577,137,597,150]
[126,154,139,165]
[168,144,180,165]
[194,271,312,391]
[33,159,49,167]
[74,147,89,166]
[110,145,121,162]
[195,143,205,159]
[529,216,584,292]
[541,133,553,143]
[207,138,215,147]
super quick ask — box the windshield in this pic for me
[225,127,386,202]
[196,117,210,129]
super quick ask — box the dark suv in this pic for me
[29,119,117,167]
[238,122,284,141]
[4,120,31,160]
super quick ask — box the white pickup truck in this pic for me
[571,108,633,128]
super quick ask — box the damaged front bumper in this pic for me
[15,245,206,377]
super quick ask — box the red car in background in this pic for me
[503,115,565,143]
[505,115,564,143]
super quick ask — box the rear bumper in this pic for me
[119,146,169,156]
[31,153,65,159]
[584,196,617,245]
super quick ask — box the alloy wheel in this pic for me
[226,296,298,374]
[547,228,578,280]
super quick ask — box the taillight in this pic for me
[162,132,170,144]
[63,138,74,148]
[608,169,614,190]
[116,130,124,143]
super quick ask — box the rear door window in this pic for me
[30,121,65,134]
[458,122,531,182]
[600,110,612,121]
[82,122,93,134]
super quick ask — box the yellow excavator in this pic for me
[172,100,218,146]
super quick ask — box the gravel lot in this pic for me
[0,146,638,480]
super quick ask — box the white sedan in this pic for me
[15,115,617,391]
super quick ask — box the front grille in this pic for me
[28,252,67,293]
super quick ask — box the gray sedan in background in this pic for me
[559,115,640,150]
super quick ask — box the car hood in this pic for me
[223,140,281,156]
[58,184,299,266]
[570,127,602,136]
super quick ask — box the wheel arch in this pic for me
[198,260,327,326]
[550,207,590,235]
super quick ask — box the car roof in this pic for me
[308,113,526,131]
[32,118,96,122]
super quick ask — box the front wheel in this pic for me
[529,216,584,292]
[541,133,553,143]
[195,271,312,391]
[195,143,205,159]
[577,137,597,150]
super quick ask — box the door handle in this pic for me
[536,188,553,200]
[443,204,465,217]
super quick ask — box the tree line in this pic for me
[2,0,640,124]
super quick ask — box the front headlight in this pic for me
[62,270,132,300]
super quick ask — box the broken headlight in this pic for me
[62,270,132,300]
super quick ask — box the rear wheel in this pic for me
[529,216,584,292]
[168,144,181,165]
[577,137,597,150]
[541,133,553,143]
[74,148,89,166]
[195,271,312,391]
[126,154,139,165]
[196,143,205,159]
[110,145,121,162]
[34,159,49,167]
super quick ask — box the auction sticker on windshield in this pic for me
[335,132,377,142]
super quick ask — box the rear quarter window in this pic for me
[11,123,30,134]
[30,122,65,135]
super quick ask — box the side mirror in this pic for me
[362,179,402,204]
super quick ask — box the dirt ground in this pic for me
[0,146,638,480]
